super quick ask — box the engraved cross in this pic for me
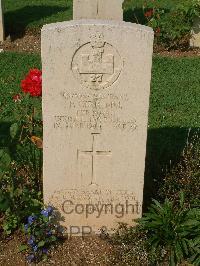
[78,133,112,186]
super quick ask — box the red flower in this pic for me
[144,9,154,18]
[155,27,161,36]
[21,69,42,97]
[13,94,21,102]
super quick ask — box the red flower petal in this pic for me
[21,69,42,97]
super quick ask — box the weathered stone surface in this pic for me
[190,17,200,48]
[73,0,124,21]
[42,20,153,234]
[0,0,4,42]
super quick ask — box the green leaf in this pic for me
[38,240,45,248]
[181,238,189,255]
[31,199,42,207]
[0,149,11,171]
[181,220,200,227]
[42,254,48,261]
[10,123,19,139]
[0,197,10,211]
[19,245,28,252]
[50,236,57,242]
[175,241,184,262]
[170,249,176,266]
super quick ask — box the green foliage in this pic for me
[124,0,200,49]
[148,1,200,48]
[0,166,42,234]
[20,207,63,263]
[0,149,11,179]
[10,122,19,139]
[0,59,43,234]
[113,194,200,265]
[139,194,200,265]
[0,103,43,234]
[123,0,187,10]
[2,213,19,235]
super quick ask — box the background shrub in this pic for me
[123,0,200,49]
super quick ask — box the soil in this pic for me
[155,48,200,58]
[0,233,121,266]
[0,31,41,54]
[0,30,200,57]
[0,233,189,265]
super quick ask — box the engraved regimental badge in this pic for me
[71,33,122,90]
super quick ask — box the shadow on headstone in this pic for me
[4,5,69,40]
[143,126,199,211]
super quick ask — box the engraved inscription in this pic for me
[71,33,122,90]
[54,92,138,132]
[54,115,137,132]
[78,133,111,186]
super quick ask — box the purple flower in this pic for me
[47,230,52,236]
[46,206,53,215]
[41,206,53,217]
[42,248,48,254]
[28,215,36,225]
[41,209,49,217]
[24,224,29,232]
[27,236,35,246]
[27,254,35,263]
[33,245,38,252]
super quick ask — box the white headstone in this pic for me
[73,0,124,20]
[0,0,4,42]
[42,2,154,235]
[190,17,200,48]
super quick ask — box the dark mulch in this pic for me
[0,30,200,57]
[0,233,121,265]
[0,30,41,54]
[156,48,200,57]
